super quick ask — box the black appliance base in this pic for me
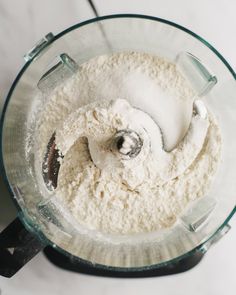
[43,247,204,278]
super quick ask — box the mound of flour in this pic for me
[35,52,221,234]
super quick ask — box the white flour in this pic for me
[35,52,221,234]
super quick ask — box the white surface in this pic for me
[0,0,235,294]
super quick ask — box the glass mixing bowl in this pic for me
[0,15,235,277]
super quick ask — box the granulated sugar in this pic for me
[34,52,221,234]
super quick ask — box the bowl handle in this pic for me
[0,217,44,277]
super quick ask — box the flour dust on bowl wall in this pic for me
[1,16,236,276]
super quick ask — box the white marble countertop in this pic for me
[0,1,235,294]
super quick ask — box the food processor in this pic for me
[0,15,235,278]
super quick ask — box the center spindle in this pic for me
[113,130,143,158]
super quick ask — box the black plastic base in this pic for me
[43,246,204,277]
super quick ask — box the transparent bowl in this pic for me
[1,15,235,272]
